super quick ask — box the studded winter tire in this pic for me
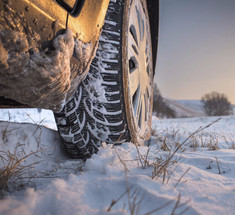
[54,0,154,158]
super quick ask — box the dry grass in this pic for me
[219,135,235,150]
[110,119,223,213]
[188,131,235,151]
[174,167,191,188]
[161,137,171,151]
[114,119,223,188]
[135,146,151,169]
[148,118,222,184]
[0,146,42,193]
[0,115,50,195]
[107,178,190,215]
[151,152,180,184]
[135,143,183,184]
[153,118,225,152]
[188,133,220,151]
[151,129,158,136]
[230,143,235,149]
[106,167,191,215]
[215,156,222,174]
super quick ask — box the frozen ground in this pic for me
[0,110,235,215]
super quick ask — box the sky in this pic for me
[155,0,235,104]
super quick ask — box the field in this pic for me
[0,109,235,215]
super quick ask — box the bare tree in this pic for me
[201,92,233,116]
[153,84,176,118]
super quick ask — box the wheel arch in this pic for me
[146,0,159,76]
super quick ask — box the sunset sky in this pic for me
[155,0,235,104]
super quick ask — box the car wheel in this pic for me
[54,0,153,158]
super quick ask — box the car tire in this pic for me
[54,0,153,159]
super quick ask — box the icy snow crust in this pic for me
[0,114,235,214]
[0,108,56,130]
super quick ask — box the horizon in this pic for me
[163,98,235,106]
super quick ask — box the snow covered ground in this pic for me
[0,109,57,130]
[0,110,235,215]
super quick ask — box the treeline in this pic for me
[152,84,176,118]
[201,91,233,116]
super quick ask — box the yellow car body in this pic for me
[0,0,110,109]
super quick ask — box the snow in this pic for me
[163,99,205,118]
[0,109,56,130]
[0,111,235,214]
[176,100,205,115]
